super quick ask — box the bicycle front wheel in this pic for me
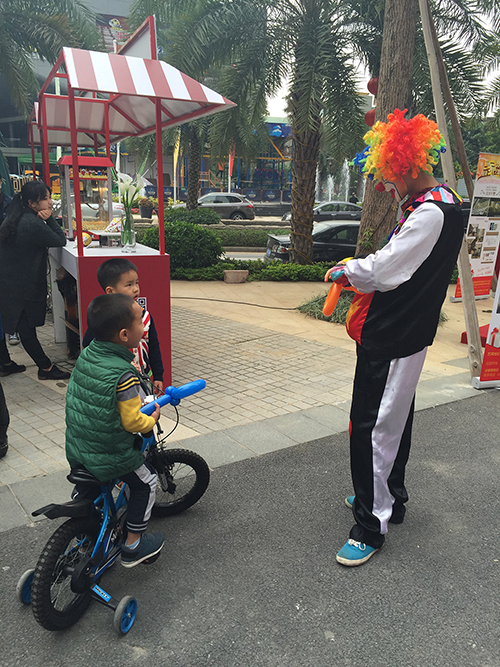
[31,517,100,631]
[152,448,210,517]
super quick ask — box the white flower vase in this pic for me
[120,211,136,253]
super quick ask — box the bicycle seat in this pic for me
[67,467,107,487]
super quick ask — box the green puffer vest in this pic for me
[65,340,144,481]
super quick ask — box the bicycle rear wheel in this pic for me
[31,517,100,631]
[152,448,210,517]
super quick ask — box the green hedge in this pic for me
[170,258,331,281]
[163,207,221,225]
[141,221,223,270]
[212,228,288,247]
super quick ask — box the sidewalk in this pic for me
[0,281,494,531]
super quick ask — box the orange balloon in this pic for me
[323,282,342,316]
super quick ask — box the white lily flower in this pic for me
[117,173,132,186]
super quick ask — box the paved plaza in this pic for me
[0,280,494,530]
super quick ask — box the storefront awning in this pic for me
[29,47,236,148]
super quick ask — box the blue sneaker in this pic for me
[345,495,354,509]
[121,532,164,568]
[336,539,379,566]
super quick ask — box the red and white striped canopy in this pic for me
[30,47,236,147]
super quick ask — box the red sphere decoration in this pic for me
[367,76,379,96]
[364,108,376,127]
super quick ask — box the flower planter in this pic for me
[139,206,153,219]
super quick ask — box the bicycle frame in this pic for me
[24,379,208,632]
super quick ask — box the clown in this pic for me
[325,109,464,566]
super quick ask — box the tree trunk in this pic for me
[289,125,320,263]
[186,131,201,210]
[289,75,321,264]
[356,0,419,255]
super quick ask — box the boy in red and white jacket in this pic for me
[83,258,164,393]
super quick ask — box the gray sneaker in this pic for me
[121,532,164,568]
[8,333,20,346]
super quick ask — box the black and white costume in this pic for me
[343,185,463,548]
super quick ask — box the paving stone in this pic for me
[0,467,23,485]
[0,302,481,493]
[177,431,254,468]
[224,422,296,456]
[0,486,30,531]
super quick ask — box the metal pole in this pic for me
[40,96,50,186]
[68,86,84,258]
[418,0,482,378]
[155,99,165,255]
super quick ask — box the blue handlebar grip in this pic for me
[171,379,206,400]
[140,391,171,415]
[329,269,345,282]
[139,379,206,415]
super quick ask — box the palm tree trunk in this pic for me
[356,0,418,255]
[289,95,321,265]
[186,131,201,210]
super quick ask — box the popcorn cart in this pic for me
[27,24,235,381]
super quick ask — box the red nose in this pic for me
[375,182,385,192]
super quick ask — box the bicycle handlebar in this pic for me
[140,379,206,415]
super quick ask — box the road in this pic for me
[225,250,267,261]
[2,391,499,667]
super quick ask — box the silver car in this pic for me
[282,201,362,222]
[173,192,255,220]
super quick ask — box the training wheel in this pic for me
[114,595,137,635]
[16,569,35,605]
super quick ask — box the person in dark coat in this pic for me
[0,317,9,458]
[0,180,70,380]
[0,175,12,223]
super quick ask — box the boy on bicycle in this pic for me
[66,293,164,568]
[82,258,164,394]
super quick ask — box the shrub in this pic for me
[213,228,288,247]
[255,262,330,281]
[138,197,154,208]
[141,220,224,270]
[163,207,221,225]
[297,291,355,324]
[171,265,228,280]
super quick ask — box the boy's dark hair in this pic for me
[97,258,137,291]
[87,293,136,342]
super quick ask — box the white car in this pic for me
[53,195,125,220]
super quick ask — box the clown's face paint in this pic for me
[378,177,408,202]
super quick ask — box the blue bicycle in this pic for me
[16,380,209,635]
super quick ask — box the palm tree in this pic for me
[131,0,499,260]
[356,0,500,253]
[129,0,268,209]
[0,0,102,114]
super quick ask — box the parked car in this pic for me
[266,221,360,263]
[52,195,125,220]
[281,201,362,222]
[173,192,255,220]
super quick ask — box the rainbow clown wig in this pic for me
[353,108,446,183]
